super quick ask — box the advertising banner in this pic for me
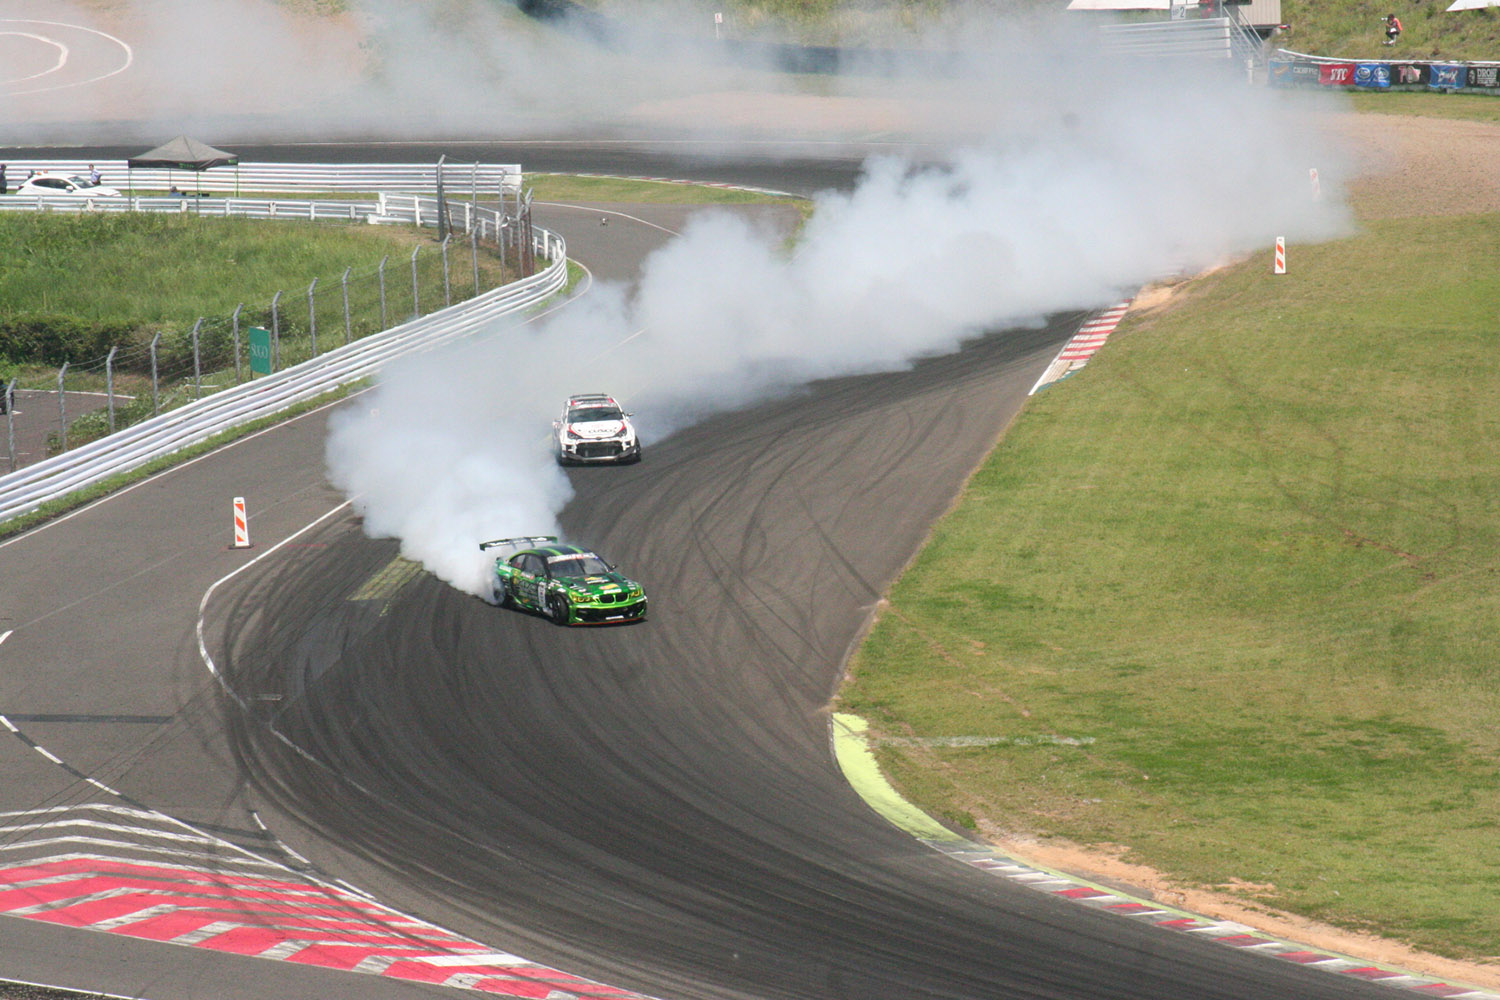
[1319,63,1357,86]
[248,327,273,376]
[1355,63,1392,88]
[1270,60,1321,87]
[1391,63,1428,86]
[1429,64,1465,89]
[1466,65,1500,88]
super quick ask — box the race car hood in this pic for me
[557,572,640,599]
[567,419,630,439]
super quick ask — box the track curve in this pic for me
[209,320,1385,1000]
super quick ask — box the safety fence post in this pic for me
[105,345,119,433]
[307,277,319,357]
[56,362,68,452]
[191,318,203,399]
[410,247,421,320]
[342,267,352,344]
[232,304,244,384]
[378,255,389,330]
[5,379,17,472]
[271,291,282,370]
[441,235,452,308]
[150,332,161,415]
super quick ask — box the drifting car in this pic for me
[554,393,640,465]
[479,536,648,625]
[13,173,122,198]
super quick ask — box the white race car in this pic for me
[554,394,641,465]
[13,173,122,198]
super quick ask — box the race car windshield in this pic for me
[569,407,622,423]
[548,554,612,577]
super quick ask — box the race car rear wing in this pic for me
[479,535,558,552]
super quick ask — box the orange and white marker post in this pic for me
[1309,167,1321,199]
[232,496,251,549]
[1273,237,1287,275]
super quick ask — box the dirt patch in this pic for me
[1339,112,1500,220]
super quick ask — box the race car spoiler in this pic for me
[479,535,558,552]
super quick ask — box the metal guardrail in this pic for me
[0,246,565,523]
[0,161,521,195]
[0,164,564,524]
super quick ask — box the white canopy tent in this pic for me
[1445,0,1500,10]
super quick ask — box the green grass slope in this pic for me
[839,209,1500,963]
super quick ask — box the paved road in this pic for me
[1,185,1391,1000]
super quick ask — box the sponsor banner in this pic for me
[1355,63,1391,89]
[1429,64,1465,90]
[1270,60,1321,87]
[1391,63,1428,86]
[1467,65,1500,88]
[1319,62,1357,87]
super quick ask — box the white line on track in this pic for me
[0,33,65,84]
[0,19,133,96]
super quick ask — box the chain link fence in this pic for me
[3,188,538,471]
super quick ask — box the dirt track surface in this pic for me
[1342,111,1500,219]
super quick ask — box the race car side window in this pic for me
[524,553,548,577]
[509,553,528,571]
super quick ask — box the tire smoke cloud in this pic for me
[325,10,1354,596]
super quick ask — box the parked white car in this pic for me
[12,173,122,198]
[554,394,641,465]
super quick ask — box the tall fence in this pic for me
[0,161,521,196]
[1,190,542,468]
[0,163,566,518]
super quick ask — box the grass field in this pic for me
[838,210,1500,962]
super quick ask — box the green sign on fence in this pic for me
[248,326,273,376]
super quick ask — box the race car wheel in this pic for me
[495,580,512,609]
[547,591,571,626]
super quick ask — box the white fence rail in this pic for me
[0,246,564,523]
[0,161,521,196]
[0,162,563,524]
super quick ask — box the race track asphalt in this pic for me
[1,181,1392,1000]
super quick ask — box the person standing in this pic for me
[0,164,7,195]
[88,163,101,186]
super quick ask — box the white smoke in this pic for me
[327,27,1354,596]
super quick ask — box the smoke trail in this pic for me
[326,30,1353,596]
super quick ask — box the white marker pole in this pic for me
[232,497,251,549]
[1309,167,1321,199]
[1274,237,1287,275]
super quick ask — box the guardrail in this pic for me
[0,164,564,524]
[0,243,565,523]
[0,161,521,195]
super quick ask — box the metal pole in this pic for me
[57,362,68,452]
[150,332,161,415]
[5,379,17,473]
[191,318,203,399]
[105,345,119,433]
[378,255,388,329]
[472,227,481,294]
[271,291,282,370]
[441,235,452,307]
[436,154,447,243]
[307,277,319,357]
[410,247,421,320]
[232,304,243,383]
[342,267,352,344]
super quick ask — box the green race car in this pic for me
[479,536,648,626]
